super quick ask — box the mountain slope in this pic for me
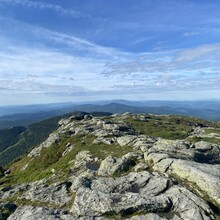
[0,126,26,153]
[0,116,61,167]
[0,112,219,219]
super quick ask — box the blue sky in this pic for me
[0,0,220,105]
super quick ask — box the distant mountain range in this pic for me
[0,100,220,129]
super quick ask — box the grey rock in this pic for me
[132,136,158,151]
[92,137,116,145]
[150,138,220,164]
[71,187,172,217]
[164,186,214,220]
[117,135,137,146]
[194,141,220,163]
[151,139,194,159]
[145,152,220,206]
[98,155,136,176]
[19,181,72,207]
[170,160,220,206]
[70,171,182,217]
[84,115,92,120]
[0,183,31,200]
[8,206,109,220]
[93,171,170,198]
[7,206,74,220]
[122,152,143,160]
[126,214,167,220]
[70,151,98,174]
[2,113,220,220]
[70,171,95,192]
[195,141,214,151]
[133,162,148,172]
[92,171,152,194]
[58,118,71,126]
[102,122,119,130]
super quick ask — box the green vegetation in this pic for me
[186,136,220,145]
[1,113,220,187]
[2,134,132,185]
[124,114,216,140]
[1,112,220,219]
[0,116,61,167]
[0,167,4,177]
[0,111,220,185]
[0,126,26,153]
[0,207,11,220]
[204,128,220,135]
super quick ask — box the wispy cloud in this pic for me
[1,0,220,104]
[102,43,220,93]
[0,44,106,77]
[183,32,200,37]
[0,0,90,18]
[174,44,220,62]
[0,16,131,60]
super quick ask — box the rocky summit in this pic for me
[0,112,220,220]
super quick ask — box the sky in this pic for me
[0,0,220,105]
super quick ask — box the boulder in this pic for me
[145,152,220,206]
[98,155,136,176]
[71,187,172,217]
[70,151,99,174]
[117,135,137,146]
[164,186,214,220]
[195,141,214,151]
[151,139,194,159]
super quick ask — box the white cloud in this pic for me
[0,16,132,61]
[101,43,220,93]
[0,39,112,95]
[174,44,220,62]
[0,16,220,103]
[0,0,90,18]
[183,32,200,37]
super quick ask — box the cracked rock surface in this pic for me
[0,112,220,219]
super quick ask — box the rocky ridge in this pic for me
[0,112,220,220]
